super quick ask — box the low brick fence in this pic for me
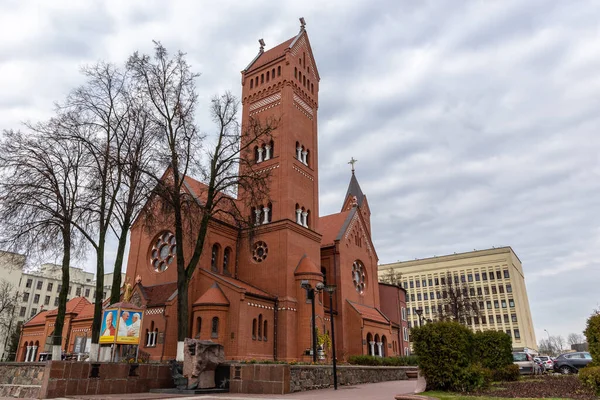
[230,363,415,394]
[0,362,46,398]
[41,361,174,398]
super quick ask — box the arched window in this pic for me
[266,202,272,223]
[294,67,297,79]
[196,317,202,338]
[366,333,373,356]
[254,146,259,162]
[306,209,310,228]
[22,341,28,361]
[250,79,253,89]
[252,319,257,340]
[263,320,268,341]
[272,68,275,79]
[277,66,281,76]
[211,317,219,338]
[223,247,231,275]
[258,314,263,341]
[266,71,270,82]
[211,244,220,272]
[303,76,306,87]
[305,149,310,166]
[374,334,380,356]
[382,335,388,357]
[311,83,314,94]
[255,77,258,87]
[269,140,274,158]
[261,73,264,84]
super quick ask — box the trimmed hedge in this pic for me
[579,366,600,395]
[491,364,521,382]
[412,321,485,392]
[473,330,514,370]
[347,355,419,366]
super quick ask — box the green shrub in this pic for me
[347,355,382,366]
[584,312,600,366]
[491,364,520,382]
[579,366,600,395]
[411,321,475,392]
[472,330,513,370]
[455,364,492,392]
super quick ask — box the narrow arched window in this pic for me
[211,317,219,338]
[311,83,314,94]
[261,74,264,84]
[196,317,202,338]
[263,320,268,341]
[250,79,253,89]
[211,244,220,272]
[303,76,306,87]
[305,149,310,166]
[252,318,257,340]
[294,67,297,79]
[258,314,263,341]
[255,77,258,87]
[272,68,275,79]
[269,140,274,158]
[223,247,231,275]
[267,202,272,223]
[277,66,281,76]
[266,71,270,82]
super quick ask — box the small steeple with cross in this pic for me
[348,157,358,174]
[299,17,306,30]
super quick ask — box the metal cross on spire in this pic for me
[348,157,358,173]
[299,17,306,30]
[258,38,265,51]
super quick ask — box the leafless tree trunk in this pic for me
[436,272,483,325]
[0,123,88,360]
[567,333,585,346]
[128,43,277,359]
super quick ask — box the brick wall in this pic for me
[40,361,173,398]
[229,363,415,394]
[0,362,46,398]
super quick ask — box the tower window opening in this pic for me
[266,71,269,82]
[255,77,258,87]
[294,67,297,79]
[250,79,253,89]
[303,76,306,87]
[272,68,275,79]
[261,74,264,84]
[277,66,281,76]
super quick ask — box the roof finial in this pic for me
[348,157,358,174]
[299,17,306,30]
[258,38,265,52]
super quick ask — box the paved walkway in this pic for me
[33,379,420,400]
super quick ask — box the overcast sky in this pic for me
[1,0,599,345]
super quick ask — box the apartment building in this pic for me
[378,247,537,351]
[0,251,27,360]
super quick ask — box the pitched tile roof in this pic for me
[139,282,178,307]
[319,210,352,247]
[245,37,296,73]
[72,303,95,320]
[294,255,321,275]
[47,297,90,316]
[193,283,230,306]
[347,301,390,325]
[24,310,48,326]
[201,269,273,298]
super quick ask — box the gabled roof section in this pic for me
[347,301,390,325]
[200,269,273,298]
[138,282,178,307]
[23,310,48,326]
[342,172,366,210]
[294,254,321,275]
[319,209,354,247]
[193,282,230,306]
[47,297,90,316]
[72,303,95,321]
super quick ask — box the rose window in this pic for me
[252,241,268,263]
[352,261,367,294]
[150,231,176,272]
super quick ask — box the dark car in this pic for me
[553,351,593,374]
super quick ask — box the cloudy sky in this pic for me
[1,0,599,344]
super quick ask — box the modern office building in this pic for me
[0,250,27,360]
[378,247,537,351]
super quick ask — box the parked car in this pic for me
[536,355,554,371]
[513,352,540,375]
[553,352,593,374]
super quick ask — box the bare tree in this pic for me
[567,333,586,346]
[0,123,88,360]
[379,269,402,286]
[128,42,277,359]
[538,335,567,356]
[436,272,483,325]
[0,279,19,360]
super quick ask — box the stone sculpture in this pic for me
[183,338,225,389]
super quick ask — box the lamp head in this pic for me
[315,282,325,291]
[300,280,311,290]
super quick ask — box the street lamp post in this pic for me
[324,285,337,390]
[301,280,324,363]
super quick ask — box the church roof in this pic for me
[202,269,273,298]
[73,303,95,320]
[24,310,48,326]
[294,254,321,275]
[344,172,366,209]
[245,36,296,73]
[347,301,390,325]
[47,297,90,316]
[193,283,230,306]
[319,209,354,247]
[138,282,178,307]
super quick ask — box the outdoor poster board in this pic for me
[115,308,142,344]
[99,309,118,344]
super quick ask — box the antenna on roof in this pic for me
[258,38,265,52]
[299,17,306,30]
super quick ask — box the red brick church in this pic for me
[18,20,409,363]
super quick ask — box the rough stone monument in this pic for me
[183,338,225,389]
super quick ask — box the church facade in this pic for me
[17,21,409,362]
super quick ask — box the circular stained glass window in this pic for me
[252,241,268,263]
[352,261,367,294]
[150,231,176,272]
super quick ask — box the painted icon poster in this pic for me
[115,309,142,344]
[99,309,118,344]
